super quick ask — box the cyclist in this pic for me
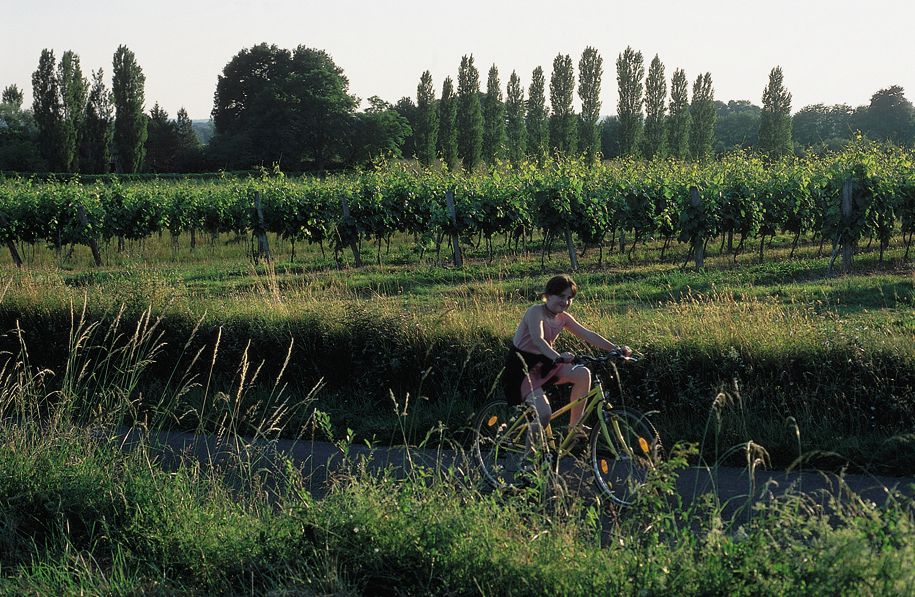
[502,274,631,441]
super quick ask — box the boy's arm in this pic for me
[563,313,620,352]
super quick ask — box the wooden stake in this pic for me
[690,186,704,270]
[77,205,103,266]
[446,190,462,268]
[340,195,362,267]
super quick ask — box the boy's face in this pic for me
[545,289,574,314]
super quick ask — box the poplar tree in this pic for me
[482,65,506,162]
[437,76,458,169]
[526,66,548,158]
[2,85,24,108]
[456,55,483,171]
[758,66,794,157]
[505,70,526,163]
[58,50,89,172]
[616,46,644,157]
[81,68,112,173]
[689,72,716,160]
[668,68,691,159]
[549,53,576,154]
[577,46,603,160]
[175,107,204,172]
[112,45,147,173]
[642,54,667,159]
[415,70,438,166]
[32,49,65,171]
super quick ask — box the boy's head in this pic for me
[543,274,577,298]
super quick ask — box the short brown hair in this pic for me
[543,274,577,298]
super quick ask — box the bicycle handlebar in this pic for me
[570,350,638,366]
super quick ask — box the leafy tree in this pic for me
[863,85,914,145]
[793,103,856,149]
[175,107,204,172]
[482,65,506,163]
[505,70,526,163]
[616,46,644,157]
[437,76,458,169]
[393,96,418,159]
[144,102,179,172]
[526,66,548,158]
[32,49,65,171]
[668,68,690,159]
[112,45,148,173]
[58,51,89,172]
[0,101,44,171]
[548,54,576,154]
[689,72,716,160]
[577,46,603,160]
[349,96,412,164]
[415,71,438,166]
[456,55,483,171]
[715,100,760,153]
[599,115,622,158]
[211,43,357,170]
[642,54,667,159]
[2,85,24,108]
[80,68,113,174]
[758,66,793,156]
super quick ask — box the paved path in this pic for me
[111,427,914,516]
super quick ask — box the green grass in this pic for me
[1,315,913,594]
[1,229,913,472]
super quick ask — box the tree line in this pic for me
[2,43,914,174]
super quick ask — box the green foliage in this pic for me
[1,84,24,108]
[759,66,794,157]
[437,77,459,170]
[456,55,484,171]
[668,68,691,159]
[616,46,644,157]
[31,49,65,171]
[415,71,439,166]
[577,47,603,160]
[482,65,506,163]
[505,71,526,164]
[57,51,88,173]
[526,66,548,159]
[864,85,915,146]
[80,69,112,174]
[112,45,148,174]
[642,54,668,159]
[549,54,577,155]
[210,43,358,170]
[689,72,716,160]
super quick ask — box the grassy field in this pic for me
[1,229,913,473]
[1,229,913,592]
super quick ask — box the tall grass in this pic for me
[1,308,914,593]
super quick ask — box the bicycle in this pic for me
[472,350,661,506]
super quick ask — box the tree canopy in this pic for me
[211,43,357,170]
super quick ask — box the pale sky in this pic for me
[3,0,913,120]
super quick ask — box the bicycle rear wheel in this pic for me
[590,407,661,506]
[472,400,539,490]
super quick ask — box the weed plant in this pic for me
[0,323,913,594]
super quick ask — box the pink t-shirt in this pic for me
[512,307,570,353]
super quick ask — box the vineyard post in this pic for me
[690,186,705,269]
[77,205,103,267]
[841,179,853,274]
[0,211,22,268]
[253,191,271,262]
[340,195,362,267]
[446,190,463,268]
[564,227,579,271]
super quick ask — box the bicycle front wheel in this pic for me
[590,407,661,506]
[472,400,537,490]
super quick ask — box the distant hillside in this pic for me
[191,120,215,145]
